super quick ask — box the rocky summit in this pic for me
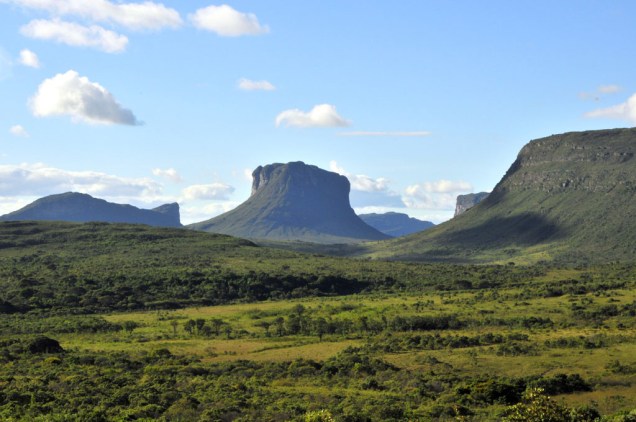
[366,128,636,263]
[188,161,389,243]
[0,192,182,228]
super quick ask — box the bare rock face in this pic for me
[189,161,389,243]
[454,192,490,216]
[0,192,182,227]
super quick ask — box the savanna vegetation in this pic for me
[2,221,636,420]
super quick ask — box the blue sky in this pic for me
[1,1,635,224]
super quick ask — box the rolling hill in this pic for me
[0,192,181,228]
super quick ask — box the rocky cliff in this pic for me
[0,192,182,228]
[188,162,389,243]
[454,192,490,216]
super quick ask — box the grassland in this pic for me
[2,274,636,421]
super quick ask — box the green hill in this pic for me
[364,128,636,264]
[0,192,182,227]
[188,162,389,243]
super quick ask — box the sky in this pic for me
[1,1,636,225]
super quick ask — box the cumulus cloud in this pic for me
[190,4,269,36]
[182,183,235,200]
[276,104,350,128]
[4,0,182,31]
[329,161,389,192]
[338,131,431,137]
[585,93,636,124]
[9,125,29,137]
[18,49,40,68]
[152,168,182,183]
[0,162,162,198]
[402,180,473,210]
[21,19,128,53]
[29,70,140,125]
[238,78,275,91]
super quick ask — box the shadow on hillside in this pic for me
[440,212,565,248]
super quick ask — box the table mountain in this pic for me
[188,162,390,243]
[358,212,434,237]
[0,192,181,228]
[366,128,636,263]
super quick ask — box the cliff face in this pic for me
[0,192,182,228]
[368,128,636,263]
[454,193,489,217]
[189,162,389,243]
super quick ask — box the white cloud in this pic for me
[18,49,40,68]
[5,0,182,31]
[329,161,390,192]
[585,93,636,124]
[598,85,621,94]
[29,70,140,125]
[182,183,235,200]
[190,4,268,36]
[578,84,622,101]
[0,162,162,199]
[21,19,128,53]
[180,201,239,225]
[338,131,431,137]
[152,168,182,183]
[276,104,350,128]
[406,180,473,194]
[9,125,29,137]
[403,180,473,211]
[238,78,275,91]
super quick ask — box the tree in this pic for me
[170,320,178,336]
[184,319,196,336]
[210,318,224,336]
[123,321,139,335]
[502,388,570,422]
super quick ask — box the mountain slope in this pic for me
[365,128,636,263]
[0,192,182,228]
[358,212,434,237]
[189,162,389,243]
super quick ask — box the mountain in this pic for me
[358,212,434,237]
[454,192,489,216]
[188,161,390,243]
[364,128,636,264]
[0,192,182,227]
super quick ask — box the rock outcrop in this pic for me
[189,162,390,243]
[358,212,434,237]
[454,192,490,216]
[0,192,182,227]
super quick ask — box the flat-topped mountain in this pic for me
[454,192,489,216]
[366,128,636,263]
[189,162,390,243]
[358,212,434,237]
[0,192,181,227]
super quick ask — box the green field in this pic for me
[3,278,636,421]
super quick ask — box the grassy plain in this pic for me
[30,281,636,420]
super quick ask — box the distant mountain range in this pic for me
[188,162,390,243]
[364,128,636,263]
[358,212,434,237]
[0,192,181,228]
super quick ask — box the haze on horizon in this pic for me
[1,1,635,225]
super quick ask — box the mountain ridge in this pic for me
[0,192,182,228]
